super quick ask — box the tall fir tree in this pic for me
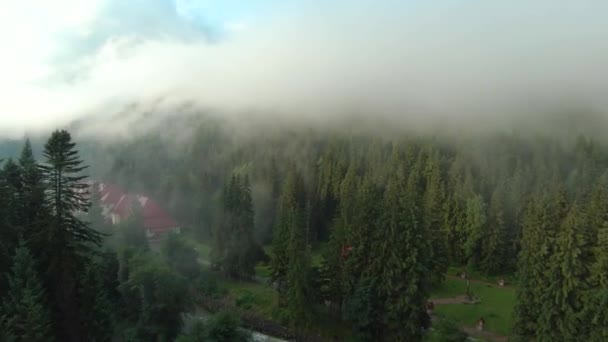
[214,174,259,279]
[422,149,449,285]
[320,161,359,309]
[512,196,546,341]
[588,185,608,340]
[375,167,430,341]
[538,203,592,341]
[463,193,487,269]
[270,169,306,305]
[0,243,53,341]
[17,140,51,269]
[40,130,102,341]
[480,184,509,275]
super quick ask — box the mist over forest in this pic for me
[1,1,608,341]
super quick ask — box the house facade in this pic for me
[95,182,180,241]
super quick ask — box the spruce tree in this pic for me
[376,167,430,341]
[463,193,486,268]
[512,196,545,340]
[270,170,306,305]
[215,174,258,279]
[285,202,312,330]
[589,196,608,340]
[539,203,592,341]
[320,162,359,309]
[0,243,53,340]
[17,139,48,242]
[0,160,15,294]
[480,185,508,275]
[40,130,102,340]
[341,177,384,339]
[121,198,148,250]
[422,149,449,285]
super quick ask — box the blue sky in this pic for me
[0,0,607,137]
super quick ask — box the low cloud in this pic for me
[1,0,607,138]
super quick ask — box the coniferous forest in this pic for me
[2,114,608,341]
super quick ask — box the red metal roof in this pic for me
[95,182,178,236]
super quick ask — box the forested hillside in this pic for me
[101,115,608,340]
[2,114,608,340]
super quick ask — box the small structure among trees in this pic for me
[476,317,485,331]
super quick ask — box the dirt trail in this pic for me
[462,326,508,342]
[430,295,475,305]
[431,275,512,342]
[446,274,514,289]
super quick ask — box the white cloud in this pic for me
[1,0,608,137]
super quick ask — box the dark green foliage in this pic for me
[480,185,509,275]
[269,169,313,328]
[88,186,110,236]
[38,130,104,340]
[120,198,149,250]
[0,243,53,341]
[375,168,431,341]
[17,140,48,244]
[41,130,101,247]
[270,170,307,304]
[422,149,449,285]
[177,311,251,342]
[119,252,191,341]
[588,184,608,340]
[342,277,381,341]
[427,319,468,342]
[80,258,116,341]
[214,175,259,279]
[162,232,200,280]
[195,270,221,298]
[512,196,546,340]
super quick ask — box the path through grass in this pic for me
[430,277,516,335]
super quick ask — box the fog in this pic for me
[1,0,607,138]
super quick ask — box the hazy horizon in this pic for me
[1,0,607,138]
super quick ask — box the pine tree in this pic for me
[0,160,15,294]
[215,174,258,279]
[40,130,102,340]
[375,167,430,341]
[463,193,486,268]
[480,185,508,275]
[80,259,115,341]
[320,162,359,309]
[512,196,545,340]
[538,203,592,341]
[285,203,312,330]
[0,243,53,340]
[121,198,148,250]
[88,186,109,235]
[589,195,608,340]
[17,139,48,242]
[270,170,306,304]
[1,159,21,248]
[422,149,449,285]
[341,177,384,339]
[533,186,572,340]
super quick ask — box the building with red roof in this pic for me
[93,182,180,241]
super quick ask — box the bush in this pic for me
[177,311,251,342]
[235,291,257,310]
[427,319,468,342]
[196,271,222,298]
[271,308,290,326]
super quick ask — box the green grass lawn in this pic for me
[447,266,518,286]
[218,277,278,319]
[430,277,516,335]
[255,263,273,278]
[182,232,213,260]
